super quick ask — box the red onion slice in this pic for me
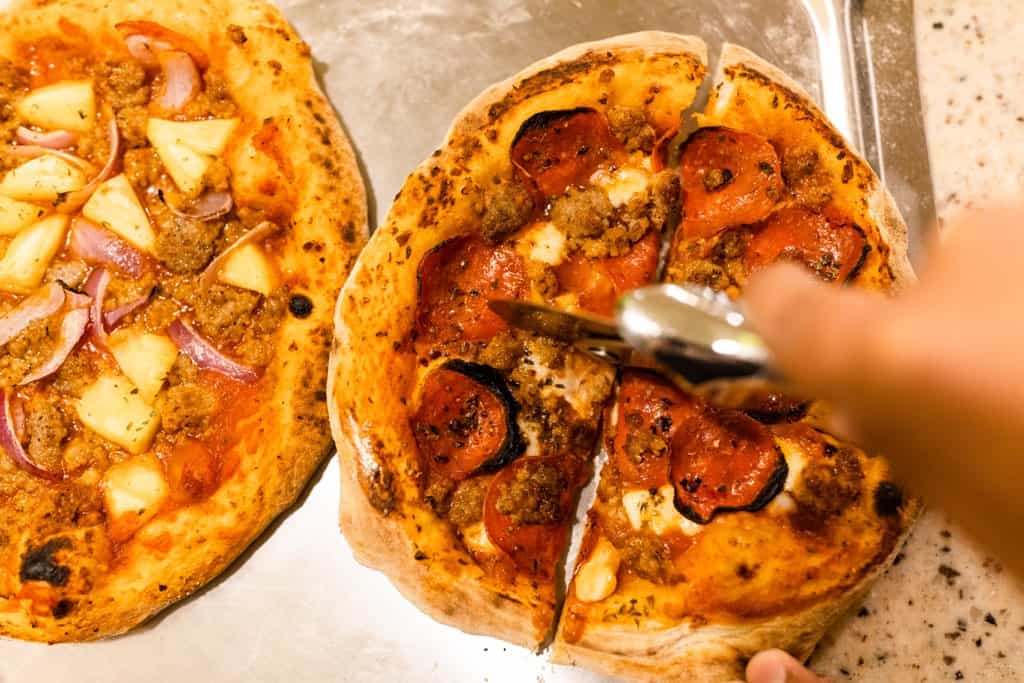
[15,126,78,149]
[155,51,200,112]
[169,191,233,221]
[10,145,96,174]
[123,33,171,69]
[58,119,121,214]
[105,293,151,329]
[83,268,111,347]
[167,320,258,383]
[0,282,66,347]
[200,221,278,287]
[69,217,148,278]
[116,20,210,70]
[17,307,90,386]
[0,390,63,482]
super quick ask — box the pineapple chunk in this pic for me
[0,214,68,294]
[102,453,169,541]
[16,80,96,132]
[218,243,277,296]
[146,118,239,194]
[108,330,179,403]
[0,195,47,235]
[81,174,156,252]
[76,373,159,455]
[0,154,88,202]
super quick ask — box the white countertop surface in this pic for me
[1,2,1022,682]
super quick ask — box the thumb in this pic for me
[745,649,829,683]
[742,264,890,398]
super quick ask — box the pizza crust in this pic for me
[711,43,915,290]
[0,0,367,642]
[330,32,707,649]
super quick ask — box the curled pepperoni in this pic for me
[744,206,869,283]
[554,229,660,317]
[511,108,624,198]
[415,236,528,346]
[483,456,573,575]
[412,360,524,482]
[679,127,784,238]
[612,370,699,489]
[670,406,788,524]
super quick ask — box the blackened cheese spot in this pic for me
[20,538,72,586]
[874,480,904,516]
[289,294,314,318]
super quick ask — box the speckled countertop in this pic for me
[812,2,1024,680]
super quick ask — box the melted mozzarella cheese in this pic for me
[516,221,566,266]
[461,522,495,554]
[529,353,607,417]
[590,166,649,207]
[767,437,809,515]
[622,484,703,537]
[574,537,620,603]
[775,437,808,491]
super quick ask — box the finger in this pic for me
[742,264,888,398]
[746,649,829,683]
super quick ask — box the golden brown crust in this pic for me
[0,0,367,642]
[329,32,707,649]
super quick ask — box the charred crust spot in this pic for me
[342,221,357,243]
[736,563,757,580]
[20,538,72,586]
[368,467,397,515]
[874,480,904,517]
[158,584,168,591]
[413,550,428,561]
[841,160,854,183]
[845,223,872,282]
[227,25,248,45]
[51,598,74,619]
[288,294,314,318]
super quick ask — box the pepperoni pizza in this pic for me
[330,35,915,679]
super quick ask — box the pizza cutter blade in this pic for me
[489,283,776,384]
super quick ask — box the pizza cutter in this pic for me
[489,283,776,384]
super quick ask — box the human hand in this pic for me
[730,650,827,682]
[743,206,1024,577]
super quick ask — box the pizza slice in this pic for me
[330,33,706,648]
[551,44,917,680]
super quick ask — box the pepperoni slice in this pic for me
[554,230,660,316]
[483,456,573,575]
[611,370,699,489]
[744,206,869,283]
[412,360,523,482]
[670,405,788,524]
[679,127,784,238]
[511,108,624,198]
[415,236,528,346]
